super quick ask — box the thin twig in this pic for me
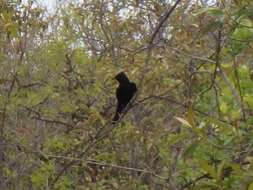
[199,29,222,96]
[149,0,182,45]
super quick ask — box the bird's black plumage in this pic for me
[113,72,137,121]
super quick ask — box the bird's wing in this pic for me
[130,82,137,93]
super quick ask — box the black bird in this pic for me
[113,72,137,121]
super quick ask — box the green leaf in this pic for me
[248,181,253,190]
[186,106,196,127]
[31,162,54,189]
[245,94,253,109]
[231,163,243,176]
[232,19,253,40]
[60,102,76,113]
[217,160,225,181]
[194,8,224,18]
[182,142,199,158]
[54,176,73,190]
[220,102,228,114]
[199,160,216,179]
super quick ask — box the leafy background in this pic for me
[1,0,253,189]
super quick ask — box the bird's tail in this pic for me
[113,112,120,122]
